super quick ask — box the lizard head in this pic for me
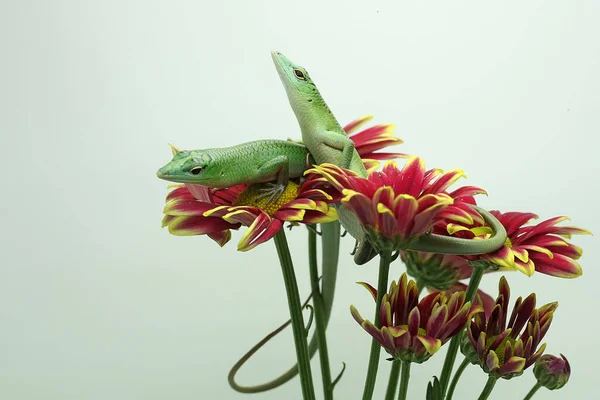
[271,50,322,103]
[156,149,215,184]
[271,50,337,128]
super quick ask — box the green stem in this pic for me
[397,361,411,400]
[477,376,498,400]
[361,250,392,400]
[446,358,470,400]
[439,266,485,395]
[308,226,333,399]
[384,361,401,400]
[273,230,316,400]
[523,382,543,400]
[464,267,485,302]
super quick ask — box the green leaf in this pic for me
[426,376,443,400]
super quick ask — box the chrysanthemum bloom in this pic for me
[461,276,558,379]
[307,158,486,252]
[351,273,474,363]
[534,354,570,390]
[162,175,337,251]
[437,210,591,278]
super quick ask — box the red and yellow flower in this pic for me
[162,175,337,251]
[307,157,486,251]
[351,273,475,363]
[461,276,557,379]
[437,210,591,278]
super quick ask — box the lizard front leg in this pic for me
[255,155,290,204]
[314,130,356,169]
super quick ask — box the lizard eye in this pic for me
[293,69,306,80]
[190,166,204,175]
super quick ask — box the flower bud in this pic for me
[533,354,570,390]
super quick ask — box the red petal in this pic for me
[341,190,378,227]
[207,230,232,247]
[167,216,240,235]
[530,252,583,278]
[344,115,373,134]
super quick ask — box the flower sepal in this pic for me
[402,250,466,291]
[467,259,502,271]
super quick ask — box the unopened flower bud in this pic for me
[533,354,570,390]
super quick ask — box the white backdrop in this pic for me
[1,1,598,399]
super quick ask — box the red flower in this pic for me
[162,175,337,251]
[307,158,486,251]
[438,211,591,278]
[351,273,475,363]
[462,276,557,379]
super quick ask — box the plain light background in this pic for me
[1,1,598,399]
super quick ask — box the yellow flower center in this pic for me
[233,182,299,216]
[398,325,428,337]
[486,335,516,365]
[505,237,513,248]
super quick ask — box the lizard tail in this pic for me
[227,293,313,393]
[227,222,341,393]
[409,205,508,255]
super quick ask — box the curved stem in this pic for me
[446,358,470,400]
[308,226,333,399]
[361,250,392,400]
[384,361,401,400]
[477,376,498,400]
[523,382,543,400]
[397,361,411,400]
[273,230,316,400]
[228,222,340,393]
[439,266,485,395]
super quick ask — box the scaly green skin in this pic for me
[156,140,310,199]
[271,51,508,260]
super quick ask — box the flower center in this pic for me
[486,335,516,366]
[233,182,299,216]
[505,237,513,248]
[397,324,428,337]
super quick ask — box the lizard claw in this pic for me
[350,240,359,256]
[255,182,285,204]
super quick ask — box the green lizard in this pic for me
[157,140,342,393]
[271,50,508,260]
[157,140,311,202]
